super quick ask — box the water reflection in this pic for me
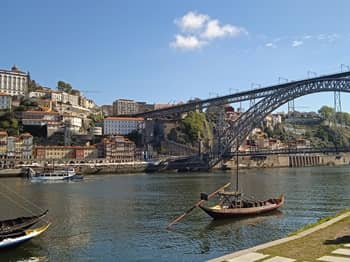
[1,241,48,262]
[0,166,350,261]
[204,210,284,230]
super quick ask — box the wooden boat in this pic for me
[0,210,48,235]
[199,141,285,220]
[166,141,285,228]
[199,192,285,219]
[0,223,50,249]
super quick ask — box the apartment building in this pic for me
[97,135,136,162]
[112,99,138,115]
[103,117,144,135]
[0,132,33,159]
[34,145,97,160]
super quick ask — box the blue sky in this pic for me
[2,0,350,112]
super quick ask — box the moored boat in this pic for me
[0,223,50,249]
[29,167,81,181]
[0,210,48,235]
[199,192,284,219]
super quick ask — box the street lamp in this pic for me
[278,77,288,84]
[341,64,350,72]
[307,70,317,78]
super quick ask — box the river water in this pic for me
[1,166,350,261]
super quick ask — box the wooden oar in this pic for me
[166,182,231,229]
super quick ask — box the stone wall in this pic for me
[224,153,350,169]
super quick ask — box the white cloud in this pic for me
[170,34,206,50]
[292,40,303,47]
[327,33,340,42]
[201,19,246,39]
[317,34,326,40]
[303,35,312,39]
[175,11,209,32]
[265,42,277,48]
[171,11,247,51]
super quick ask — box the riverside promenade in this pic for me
[209,210,350,262]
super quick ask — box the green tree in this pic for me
[318,106,335,120]
[182,112,204,142]
[181,111,213,146]
[57,81,73,93]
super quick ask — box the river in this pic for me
[1,166,350,261]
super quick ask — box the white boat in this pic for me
[0,224,50,249]
[30,167,80,181]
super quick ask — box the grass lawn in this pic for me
[260,214,350,261]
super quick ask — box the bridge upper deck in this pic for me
[132,71,350,118]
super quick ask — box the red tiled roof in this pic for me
[24,110,60,115]
[105,117,144,121]
[35,145,96,149]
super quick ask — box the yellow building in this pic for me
[34,145,97,160]
[0,131,7,158]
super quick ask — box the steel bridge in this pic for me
[225,146,350,157]
[134,71,350,118]
[210,78,350,168]
[138,70,350,170]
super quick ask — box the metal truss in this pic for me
[209,78,350,168]
[134,72,350,118]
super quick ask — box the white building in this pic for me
[50,91,62,102]
[0,93,12,110]
[19,133,33,159]
[90,126,102,136]
[0,65,28,96]
[80,96,97,109]
[63,115,83,132]
[103,117,144,135]
[61,92,79,106]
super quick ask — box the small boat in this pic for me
[166,142,285,228]
[0,210,48,235]
[0,224,50,249]
[199,141,285,220]
[199,192,284,219]
[30,167,81,181]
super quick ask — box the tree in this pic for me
[318,106,335,120]
[57,81,73,93]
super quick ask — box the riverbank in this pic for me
[0,162,149,177]
[1,152,350,177]
[224,152,350,169]
[209,209,350,262]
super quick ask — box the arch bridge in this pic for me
[209,78,350,168]
[134,71,350,119]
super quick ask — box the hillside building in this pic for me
[103,117,144,135]
[0,93,12,110]
[0,65,28,96]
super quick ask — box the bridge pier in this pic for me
[288,155,321,167]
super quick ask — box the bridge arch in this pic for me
[211,78,350,167]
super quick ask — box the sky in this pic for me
[2,0,350,112]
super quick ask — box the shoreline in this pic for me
[208,209,350,262]
[1,155,350,177]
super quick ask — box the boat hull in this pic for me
[199,195,285,220]
[0,224,50,249]
[31,174,76,181]
[30,168,81,181]
[0,210,48,235]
